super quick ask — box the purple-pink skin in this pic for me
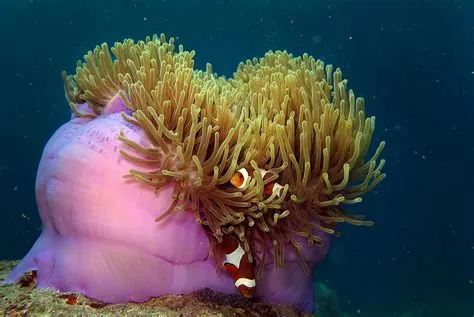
[4,96,331,312]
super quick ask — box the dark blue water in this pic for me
[0,1,472,316]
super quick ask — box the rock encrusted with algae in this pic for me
[0,260,310,316]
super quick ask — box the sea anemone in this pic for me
[63,33,385,281]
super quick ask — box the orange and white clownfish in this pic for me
[258,168,285,198]
[221,234,256,298]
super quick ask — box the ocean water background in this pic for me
[0,0,472,316]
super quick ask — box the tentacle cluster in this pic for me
[63,34,386,277]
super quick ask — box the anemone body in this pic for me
[5,101,330,312]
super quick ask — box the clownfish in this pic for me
[221,234,256,298]
[259,169,284,198]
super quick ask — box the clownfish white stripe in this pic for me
[224,243,245,268]
[235,277,256,288]
[238,168,250,188]
[258,168,269,178]
[272,183,284,197]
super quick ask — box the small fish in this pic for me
[259,168,284,197]
[221,234,256,298]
